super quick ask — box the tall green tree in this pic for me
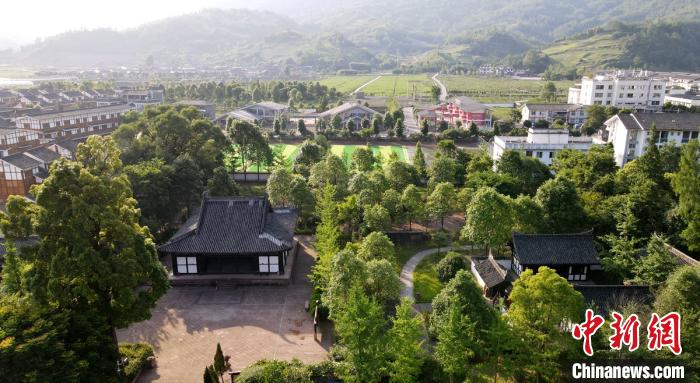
[413,142,427,180]
[229,120,272,173]
[535,177,587,233]
[427,182,456,229]
[213,343,230,383]
[420,119,429,136]
[309,154,350,194]
[394,118,404,138]
[401,185,423,231]
[267,167,294,206]
[430,270,496,340]
[0,295,82,382]
[297,119,307,135]
[435,305,475,383]
[429,156,457,187]
[207,167,239,197]
[293,140,324,177]
[497,150,551,195]
[372,116,383,136]
[352,146,375,172]
[387,298,425,383]
[461,187,513,253]
[334,285,388,383]
[0,138,169,381]
[670,139,700,251]
[508,267,583,381]
[654,266,700,373]
[633,234,678,285]
[310,184,341,294]
[363,204,391,234]
[357,231,396,263]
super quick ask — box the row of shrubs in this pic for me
[119,343,154,382]
[236,357,451,383]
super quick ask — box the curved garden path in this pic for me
[399,245,472,299]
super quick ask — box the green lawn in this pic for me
[441,75,573,103]
[318,75,378,94]
[490,107,515,122]
[230,143,410,173]
[395,242,432,271]
[413,252,445,303]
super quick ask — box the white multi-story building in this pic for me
[603,113,700,167]
[520,103,588,126]
[491,128,597,166]
[568,71,666,111]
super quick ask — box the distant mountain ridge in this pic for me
[7,1,700,71]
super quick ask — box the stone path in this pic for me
[431,73,448,102]
[399,245,472,299]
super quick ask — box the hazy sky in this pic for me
[1,0,272,48]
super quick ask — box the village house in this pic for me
[490,127,597,166]
[470,253,515,301]
[664,73,700,92]
[175,100,216,120]
[0,129,41,157]
[0,146,61,201]
[318,101,379,127]
[241,101,290,123]
[218,101,290,128]
[568,71,666,111]
[117,88,164,111]
[509,232,601,281]
[663,93,700,109]
[158,196,298,279]
[59,90,87,103]
[603,112,700,167]
[470,231,618,305]
[520,103,587,127]
[433,96,492,129]
[14,103,133,143]
[0,90,19,105]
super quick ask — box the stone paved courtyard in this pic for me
[117,240,330,382]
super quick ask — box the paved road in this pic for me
[402,106,419,134]
[400,245,472,299]
[351,75,382,95]
[431,73,448,102]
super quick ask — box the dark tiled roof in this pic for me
[472,256,512,288]
[158,196,297,255]
[574,285,653,314]
[26,146,61,163]
[1,153,41,170]
[452,96,488,113]
[616,113,700,132]
[53,139,83,153]
[319,102,378,117]
[512,232,600,266]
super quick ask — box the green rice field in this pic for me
[318,75,378,94]
[235,143,410,172]
[319,74,434,96]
